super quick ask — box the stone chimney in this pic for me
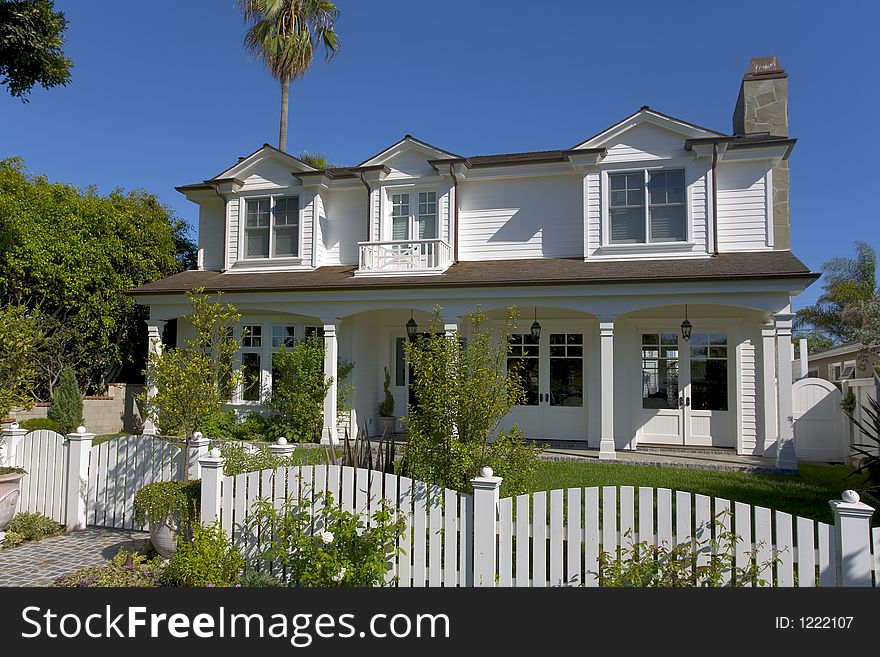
[733,56,790,248]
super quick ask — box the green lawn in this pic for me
[526,460,875,525]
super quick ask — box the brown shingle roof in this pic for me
[132,251,816,296]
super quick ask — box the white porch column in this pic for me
[761,323,778,456]
[774,313,796,471]
[142,319,166,435]
[598,317,616,460]
[322,319,340,445]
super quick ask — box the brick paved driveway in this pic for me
[0,528,148,587]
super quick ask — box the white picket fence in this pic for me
[198,459,880,588]
[213,464,474,587]
[10,429,68,524]
[86,435,183,529]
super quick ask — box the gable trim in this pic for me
[208,143,317,181]
[572,107,726,150]
[357,135,462,167]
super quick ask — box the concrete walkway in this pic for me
[0,527,148,587]
[535,443,781,472]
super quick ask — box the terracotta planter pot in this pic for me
[0,472,25,532]
[149,516,180,558]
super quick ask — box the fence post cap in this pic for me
[208,447,221,458]
[842,489,860,503]
[829,494,874,517]
[480,466,493,477]
[76,425,86,434]
[9,421,19,430]
[278,436,288,445]
[193,431,203,440]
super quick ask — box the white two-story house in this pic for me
[134,56,816,468]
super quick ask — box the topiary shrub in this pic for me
[163,522,244,587]
[19,417,60,433]
[47,369,83,435]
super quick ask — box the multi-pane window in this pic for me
[609,170,685,244]
[690,333,728,411]
[417,191,437,239]
[244,196,299,259]
[304,326,325,339]
[507,333,540,406]
[242,325,262,348]
[271,325,296,349]
[390,190,438,241]
[641,333,679,409]
[241,353,261,401]
[549,334,583,407]
[391,193,410,240]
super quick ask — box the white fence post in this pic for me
[829,490,875,587]
[471,466,502,587]
[64,426,94,531]
[199,448,224,526]
[187,432,210,481]
[268,436,295,458]
[0,422,27,467]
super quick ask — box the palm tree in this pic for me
[797,241,879,344]
[298,151,337,169]
[238,0,339,152]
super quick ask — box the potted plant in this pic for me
[0,466,26,532]
[133,479,200,558]
[377,366,396,437]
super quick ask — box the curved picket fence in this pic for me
[216,464,474,587]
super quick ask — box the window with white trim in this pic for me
[389,190,437,240]
[240,324,263,401]
[608,169,685,244]
[830,360,856,381]
[244,196,299,259]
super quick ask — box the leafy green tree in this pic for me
[238,0,340,151]
[0,303,42,419]
[0,0,72,100]
[141,289,241,446]
[47,368,82,434]
[267,334,331,442]
[403,306,541,496]
[0,157,195,398]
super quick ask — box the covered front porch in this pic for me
[142,276,800,469]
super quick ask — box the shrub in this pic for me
[218,441,298,477]
[266,335,330,443]
[47,368,83,435]
[5,512,63,541]
[377,366,394,417]
[403,306,541,496]
[846,395,880,489]
[53,550,164,587]
[19,417,60,432]
[0,466,26,475]
[238,570,284,587]
[598,514,779,587]
[246,491,405,587]
[133,480,200,531]
[163,522,244,587]
[197,409,238,440]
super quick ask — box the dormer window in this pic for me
[609,170,685,244]
[244,196,300,259]
[389,190,437,240]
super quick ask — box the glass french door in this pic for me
[506,328,586,441]
[639,331,732,446]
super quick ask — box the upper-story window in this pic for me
[390,191,437,240]
[609,170,685,244]
[244,196,300,259]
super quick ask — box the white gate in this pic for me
[792,378,847,462]
[11,430,68,524]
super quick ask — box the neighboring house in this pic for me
[793,343,877,383]
[133,56,817,466]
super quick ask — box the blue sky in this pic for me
[1,0,877,309]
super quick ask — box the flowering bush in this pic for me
[245,490,406,587]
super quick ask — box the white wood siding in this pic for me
[690,166,708,252]
[585,172,601,256]
[227,197,240,264]
[458,175,583,260]
[198,199,225,270]
[313,192,326,267]
[323,188,366,266]
[739,336,758,454]
[601,123,690,163]
[716,161,770,251]
[300,191,314,266]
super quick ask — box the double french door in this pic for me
[638,330,733,447]
[505,326,587,441]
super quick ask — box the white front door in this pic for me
[638,331,733,447]
[505,326,587,441]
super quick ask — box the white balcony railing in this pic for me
[357,239,452,275]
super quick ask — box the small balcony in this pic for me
[356,239,452,276]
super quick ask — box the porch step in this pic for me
[636,445,737,457]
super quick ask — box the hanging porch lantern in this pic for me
[680,304,692,342]
[406,310,418,340]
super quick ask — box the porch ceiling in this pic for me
[132,251,816,296]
